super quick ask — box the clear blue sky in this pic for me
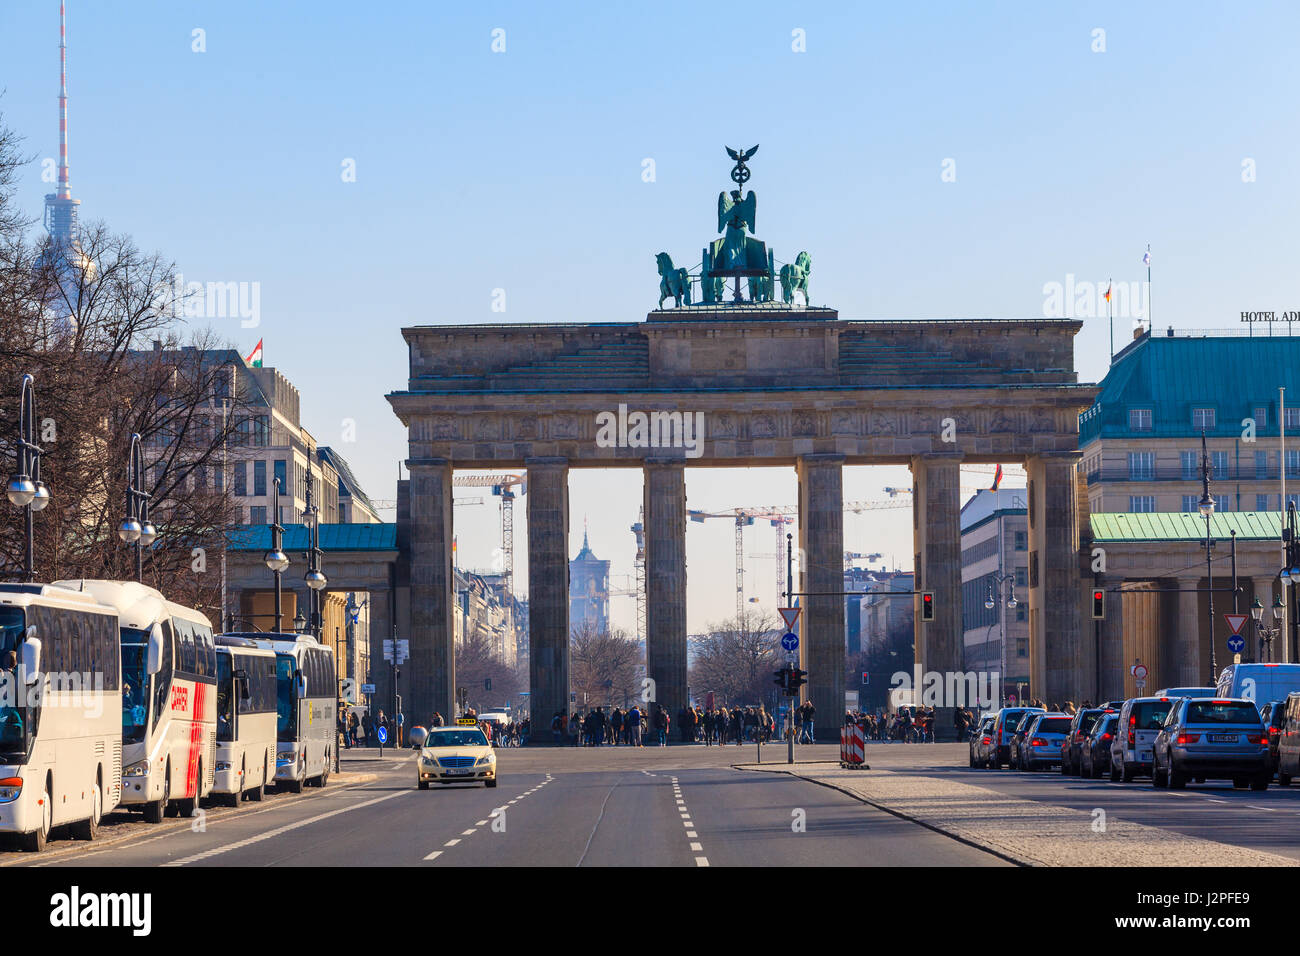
[3,0,1298,631]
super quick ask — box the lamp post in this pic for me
[7,375,51,581]
[264,476,289,632]
[1252,594,1285,663]
[1198,430,1217,684]
[983,570,1018,700]
[1280,502,1300,663]
[303,461,327,639]
[292,607,306,634]
[118,432,156,583]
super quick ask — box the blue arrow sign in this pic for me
[377,726,388,745]
[1227,635,1246,654]
[780,632,799,652]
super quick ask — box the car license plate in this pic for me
[445,768,472,776]
[1211,734,1238,743]
[1139,750,1152,760]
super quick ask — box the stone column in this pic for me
[405,458,455,721]
[1175,576,1202,687]
[527,458,570,738]
[368,586,394,716]
[910,454,962,736]
[797,454,845,741]
[1027,452,1082,706]
[644,459,687,723]
[1097,574,1126,702]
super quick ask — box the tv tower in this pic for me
[43,0,80,242]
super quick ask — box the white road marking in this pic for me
[476,820,489,826]
[686,830,697,838]
[445,838,460,847]
[690,842,702,851]
[423,850,443,861]
[161,789,408,866]
[695,856,709,867]
[462,829,477,835]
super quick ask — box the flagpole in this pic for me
[1108,277,1113,362]
[1146,244,1152,333]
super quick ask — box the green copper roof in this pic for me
[227,523,397,552]
[1080,332,1300,443]
[1090,511,1282,542]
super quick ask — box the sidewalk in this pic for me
[736,760,1299,867]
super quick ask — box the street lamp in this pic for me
[8,374,51,581]
[1252,594,1285,662]
[118,432,153,583]
[1199,430,1217,683]
[263,476,289,632]
[293,608,306,633]
[302,460,327,638]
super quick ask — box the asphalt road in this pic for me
[3,744,1004,867]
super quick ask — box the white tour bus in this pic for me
[56,580,217,822]
[213,635,278,805]
[0,583,123,851]
[225,631,336,792]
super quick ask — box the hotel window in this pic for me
[1254,406,1269,427]
[1192,408,1216,429]
[1257,450,1270,478]
[1210,450,1229,478]
[1257,494,1272,512]
[1129,495,1156,513]
[1290,493,1300,509]
[1182,495,1197,513]
[1127,452,1155,480]
[1288,407,1300,430]
[1289,450,1300,478]
[1181,451,1197,480]
[1128,408,1153,431]
[1213,495,1230,513]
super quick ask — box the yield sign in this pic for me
[778,607,801,631]
[1224,613,1249,636]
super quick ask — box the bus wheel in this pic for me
[177,762,201,817]
[71,780,101,841]
[22,781,53,852]
[146,766,171,823]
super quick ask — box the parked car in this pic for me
[1110,696,1178,782]
[1152,698,1270,791]
[1080,713,1118,778]
[1214,663,1300,707]
[1017,713,1071,770]
[1273,693,1300,786]
[969,715,996,768]
[1008,711,1042,769]
[1061,707,1111,775]
[989,707,1045,769]
[1259,700,1287,776]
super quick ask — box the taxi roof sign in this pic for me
[455,716,479,726]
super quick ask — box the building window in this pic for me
[213,467,223,493]
[253,459,267,497]
[1127,452,1155,481]
[1289,451,1300,478]
[1258,494,1272,512]
[1181,451,1198,480]
[1214,494,1230,513]
[1016,638,1028,658]
[1014,567,1028,587]
[233,462,246,496]
[1128,408,1153,431]
[1015,605,1027,622]
[1257,450,1270,479]
[1192,408,1216,430]
[249,506,267,525]
[1288,407,1300,430]
[274,459,287,496]
[1254,406,1269,428]
[1129,495,1156,513]
[1210,450,1228,478]
[1013,531,1027,551]
[1182,495,1197,513]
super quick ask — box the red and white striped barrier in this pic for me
[839,722,868,769]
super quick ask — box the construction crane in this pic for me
[630,509,646,642]
[452,473,526,639]
[881,463,1028,499]
[368,497,483,513]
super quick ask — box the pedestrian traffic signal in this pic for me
[920,591,935,623]
[1091,588,1105,620]
[773,668,789,692]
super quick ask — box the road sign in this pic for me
[360,682,376,695]
[778,607,801,631]
[1224,613,1249,636]
[780,631,799,652]
[383,640,410,664]
[376,726,388,745]
[1227,634,1246,653]
[1131,663,1148,680]
[1135,679,1146,691]
[340,678,357,704]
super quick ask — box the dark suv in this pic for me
[1152,698,1270,791]
[1061,708,1110,776]
[989,707,1045,769]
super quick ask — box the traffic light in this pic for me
[773,668,789,692]
[1091,588,1105,620]
[787,668,807,696]
[920,591,935,623]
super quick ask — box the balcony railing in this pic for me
[1087,464,1300,484]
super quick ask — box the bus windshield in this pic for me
[0,607,28,757]
[121,627,149,744]
[216,654,234,742]
[275,654,297,742]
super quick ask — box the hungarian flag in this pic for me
[245,339,263,368]
[991,464,1003,490]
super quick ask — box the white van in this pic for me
[1215,664,1300,710]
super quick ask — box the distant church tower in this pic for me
[569,527,610,633]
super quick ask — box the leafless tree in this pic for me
[688,608,781,707]
[454,630,525,714]
[570,619,643,709]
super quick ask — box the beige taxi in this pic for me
[417,720,498,789]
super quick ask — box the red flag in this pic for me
[991,464,1003,490]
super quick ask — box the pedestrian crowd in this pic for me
[546,700,822,746]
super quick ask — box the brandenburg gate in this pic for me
[386,148,1098,738]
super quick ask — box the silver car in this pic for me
[1152,698,1270,791]
[968,715,996,768]
[1016,713,1071,770]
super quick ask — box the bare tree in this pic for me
[570,620,642,709]
[688,609,781,707]
[454,630,524,715]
